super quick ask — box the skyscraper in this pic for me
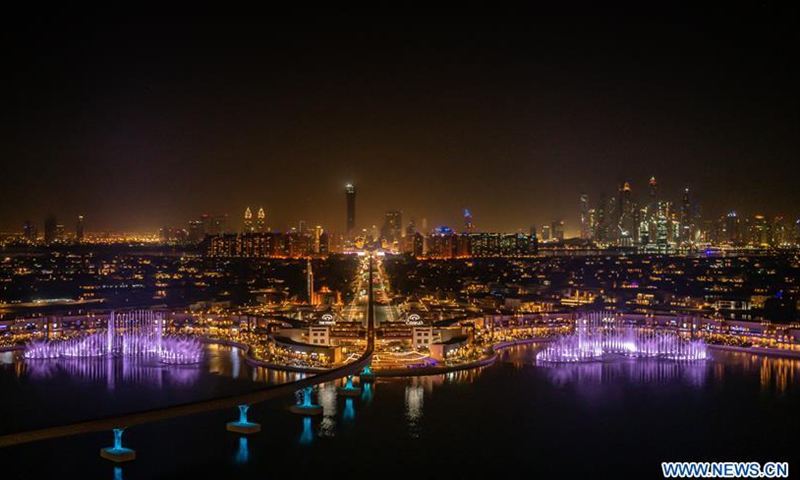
[22,220,37,243]
[307,259,316,305]
[44,215,57,244]
[680,188,692,244]
[541,224,551,241]
[552,220,565,241]
[617,182,635,246]
[345,183,356,236]
[579,193,589,240]
[463,208,475,234]
[243,207,254,232]
[76,215,85,242]
[382,211,402,243]
[256,207,266,232]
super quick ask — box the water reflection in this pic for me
[0,344,301,412]
[405,382,424,438]
[234,437,249,465]
[20,357,202,388]
[343,398,355,422]
[361,382,373,403]
[298,417,313,445]
[541,359,708,391]
[503,344,800,395]
[318,383,337,437]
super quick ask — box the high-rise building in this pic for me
[187,220,204,243]
[579,193,589,240]
[749,215,770,246]
[617,182,635,246]
[345,183,356,236]
[256,207,266,232]
[596,192,608,242]
[23,220,37,243]
[243,207,254,232]
[552,220,565,241]
[405,220,416,237]
[382,211,402,244]
[541,224,551,241]
[795,218,800,244]
[464,208,475,234]
[314,225,323,254]
[44,215,58,244]
[76,215,85,242]
[201,214,227,236]
[307,259,316,305]
[680,188,692,244]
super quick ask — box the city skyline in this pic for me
[2,10,798,234]
[8,175,798,240]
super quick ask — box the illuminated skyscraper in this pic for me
[617,182,635,246]
[725,211,741,245]
[345,183,356,236]
[795,218,800,244]
[541,224,551,241]
[256,207,266,233]
[552,220,565,241]
[187,220,204,243]
[243,207,254,233]
[314,225,323,254]
[22,220,37,242]
[382,211,402,243]
[463,208,475,234]
[307,259,316,305]
[680,188,692,244]
[76,215,85,242]
[579,193,589,240]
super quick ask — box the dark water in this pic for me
[1,344,798,479]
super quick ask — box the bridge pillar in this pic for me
[226,404,261,434]
[289,386,323,415]
[100,428,136,463]
[358,364,374,382]
[337,375,362,396]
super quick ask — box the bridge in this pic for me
[0,255,377,454]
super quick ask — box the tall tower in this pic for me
[44,215,57,245]
[648,176,658,205]
[306,259,316,305]
[618,182,634,246]
[463,208,475,234]
[76,215,85,242]
[680,188,692,244]
[345,183,356,236]
[243,207,254,233]
[579,193,589,240]
[23,221,37,242]
[256,207,266,233]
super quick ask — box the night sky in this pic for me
[3,7,798,235]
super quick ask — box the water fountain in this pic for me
[23,310,202,364]
[226,404,261,434]
[289,386,324,415]
[537,312,707,363]
[337,374,361,396]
